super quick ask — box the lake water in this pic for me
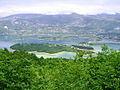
[91,40,120,53]
[32,52,76,59]
[0,41,16,51]
[0,41,15,48]
[0,40,76,58]
[0,40,120,58]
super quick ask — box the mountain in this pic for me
[0,13,120,42]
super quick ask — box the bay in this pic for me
[0,39,120,59]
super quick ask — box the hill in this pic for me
[0,13,120,42]
[10,43,93,54]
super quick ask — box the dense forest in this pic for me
[0,46,120,90]
[72,45,94,50]
[10,43,93,54]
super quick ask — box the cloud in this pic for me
[0,0,120,17]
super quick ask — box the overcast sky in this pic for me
[0,0,120,17]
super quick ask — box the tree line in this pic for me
[0,46,120,90]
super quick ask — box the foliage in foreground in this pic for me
[0,46,120,90]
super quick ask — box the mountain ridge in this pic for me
[0,13,120,42]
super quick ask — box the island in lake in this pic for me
[10,43,94,54]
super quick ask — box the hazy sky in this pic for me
[0,0,120,17]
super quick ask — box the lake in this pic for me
[0,41,15,48]
[90,40,120,53]
[30,51,76,59]
[0,40,120,58]
[0,41,76,58]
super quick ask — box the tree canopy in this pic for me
[0,46,120,90]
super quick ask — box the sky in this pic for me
[0,0,120,17]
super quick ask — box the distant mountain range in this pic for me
[0,13,120,42]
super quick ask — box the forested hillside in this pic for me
[10,43,93,54]
[0,13,120,42]
[0,46,120,90]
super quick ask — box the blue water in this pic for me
[17,38,89,46]
[91,40,120,52]
[0,40,120,58]
[0,41,15,48]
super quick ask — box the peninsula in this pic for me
[10,43,94,54]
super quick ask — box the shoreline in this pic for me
[10,49,96,58]
[29,51,76,55]
[29,51,95,56]
[11,48,94,56]
[29,51,96,59]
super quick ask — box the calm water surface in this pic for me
[0,40,120,58]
